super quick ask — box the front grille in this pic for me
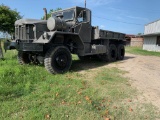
[26,24,34,39]
[15,24,34,40]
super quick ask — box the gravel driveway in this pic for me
[108,53,160,110]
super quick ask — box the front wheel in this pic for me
[17,51,31,65]
[44,46,72,74]
[18,51,40,65]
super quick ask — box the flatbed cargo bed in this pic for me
[93,28,125,40]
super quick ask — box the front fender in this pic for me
[35,31,85,55]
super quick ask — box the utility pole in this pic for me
[85,0,86,8]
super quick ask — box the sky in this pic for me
[1,0,160,35]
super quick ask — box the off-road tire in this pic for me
[44,46,72,74]
[117,44,125,60]
[98,44,117,62]
[17,51,30,65]
[98,53,110,62]
[109,44,118,62]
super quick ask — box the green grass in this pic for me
[0,50,159,120]
[126,47,160,57]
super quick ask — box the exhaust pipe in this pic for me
[43,8,47,20]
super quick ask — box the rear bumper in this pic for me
[4,41,43,52]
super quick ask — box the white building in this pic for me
[143,19,160,52]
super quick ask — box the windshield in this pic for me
[52,9,75,21]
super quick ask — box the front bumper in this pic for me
[4,41,43,52]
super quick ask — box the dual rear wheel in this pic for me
[98,44,125,62]
[117,44,125,60]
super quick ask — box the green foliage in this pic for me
[41,8,62,20]
[0,51,159,120]
[126,47,160,57]
[0,41,3,58]
[137,33,143,35]
[0,4,22,34]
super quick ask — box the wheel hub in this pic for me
[55,55,67,68]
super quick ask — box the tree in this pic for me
[137,33,143,36]
[0,4,22,35]
[42,8,62,20]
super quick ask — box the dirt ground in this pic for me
[73,53,160,110]
[108,53,160,110]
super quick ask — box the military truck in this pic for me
[4,6,126,74]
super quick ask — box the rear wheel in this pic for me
[98,44,117,62]
[109,44,117,62]
[44,46,72,74]
[117,44,125,60]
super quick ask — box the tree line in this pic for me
[0,4,61,36]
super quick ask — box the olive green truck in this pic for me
[4,6,126,74]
